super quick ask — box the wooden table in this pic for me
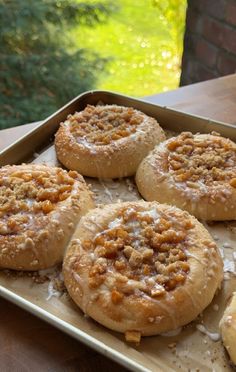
[1,73,236,371]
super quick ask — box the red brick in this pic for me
[189,0,226,19]
[185,59,197,78]
[180,0,236,86]
[186,7,201,33]
[180,74,193,87]
[222,26,236,55]
[195,62,219,82]
[202,16,236,54]
[195,39,218,67]
[205,0,226,20]
[180,56,188,72]
[181,60,218,84]
[217,51,236,75]
[180,58,198,80]
[184,33,198,54]
[226,1,236,26]
[190,0,207,12]
[202,16,225,46]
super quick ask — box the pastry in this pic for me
[55,104,165,178]
[63,201,223,340]
[0,164,94,270]
[219,291,236,365]
[136,132,236,220]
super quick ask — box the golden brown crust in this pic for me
[136,132,236,221]
[0,164,94,270]
[219,292,236,365]
[55,104,165,178]
[63,201,223,336]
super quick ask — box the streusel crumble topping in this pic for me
[167,132,236,187]
[73,206,196,302]
[0,166,79,236]
[66,105,144,145]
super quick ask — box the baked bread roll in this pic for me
[0,164,94,270]
[136,132,236,220]
[63,201,223,340]
[55,104,165,179]
[219,292,236,365]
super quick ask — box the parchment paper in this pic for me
[0,137,235,372]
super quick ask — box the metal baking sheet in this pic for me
[0,90,236,371]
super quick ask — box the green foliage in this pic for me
[0,0,114,129]
[152,0,187,55]
[76,0,186,97]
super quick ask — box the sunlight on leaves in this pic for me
[76,0,187,97]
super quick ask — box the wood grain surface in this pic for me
[1,74,236,153]
[0,299,128,372]
[0,73,236,371]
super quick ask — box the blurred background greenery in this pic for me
[0,0,186,129]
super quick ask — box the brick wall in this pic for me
[180,0,236,86]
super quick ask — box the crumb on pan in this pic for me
[125,330,141,344]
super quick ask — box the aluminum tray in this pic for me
[0,90,235,372]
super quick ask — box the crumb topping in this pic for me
[0,166,79,236]
[125,330,141,344]
[65,104,145,145]
[167,132,236,188]
[74,206,195,302]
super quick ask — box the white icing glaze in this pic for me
[73,271,84,287]
[77,137,97,154]
[88,252,96,262]
[186,251,207,266]
[223,258,235,273]
[46,280,61,301]
[108,217,122,229]
[223,242,232,248]
[98,179,113,201]
[139,208,160,220]
[196,324,220,342]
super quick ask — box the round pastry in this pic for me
[63,200,223,340]
[0,164,94,270]
[55,104,165,179]
[219,292,236,365]
[136,132,236,221]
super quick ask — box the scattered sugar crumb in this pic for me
[223,242,231,248]
[168,342,177,349]
[223,259,235,273]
